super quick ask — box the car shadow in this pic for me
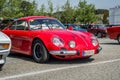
[48,57,94,64]
[8,53,94,64]
[100,42,119,45]
[8,53,35,62]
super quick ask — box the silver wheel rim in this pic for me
[97,33,102,37]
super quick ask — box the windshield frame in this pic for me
[28,18,65,30]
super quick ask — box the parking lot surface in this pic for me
[0,38,120,80]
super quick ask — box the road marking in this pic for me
[0,58,120,80]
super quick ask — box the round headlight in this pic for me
[91,35,98,46]
[69,41,76,48]
[52,37,64,47]
[92,39,98,46]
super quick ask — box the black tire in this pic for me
[117,35,120,44]
[32,39,49,63]
[97,32,102,38]
[0,64,4,71]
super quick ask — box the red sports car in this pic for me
[2,16,102,63]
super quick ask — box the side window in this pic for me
[9,20,28,30]
[9,21,17,30]
[16,20,28,30]
[96,25,99,29]
[92,25,96,29]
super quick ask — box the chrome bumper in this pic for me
[0,51,10,64]
[49,50,77,56]
[50,46,102,56]
[97,46,102,53]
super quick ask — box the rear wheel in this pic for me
[97,32,102,38]
[117,35,120,44]
[32,39,49,63]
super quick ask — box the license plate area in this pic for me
[82,50,94,56]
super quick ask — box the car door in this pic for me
[2,20,31,55]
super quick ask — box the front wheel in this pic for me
[0,64,4,71]
[117,35,120,44]
[32,39,49,63]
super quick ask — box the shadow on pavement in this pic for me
[8,53,94,64]
[48,57,94,64]
[100,42,119,45]
[8,53,34,62]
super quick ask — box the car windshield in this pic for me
[98,25,106,29]
[29,19,65,30]
[70,25,79,30]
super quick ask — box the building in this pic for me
[109,6,120,25]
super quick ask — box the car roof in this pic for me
[18,16,56,21]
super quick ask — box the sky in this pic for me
[35,0,120,10]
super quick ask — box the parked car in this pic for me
[64,24,87,32]
[107,26,120,44]
[0,32,11,71]
[0,18,16,30]
[2,16,102,63]
[87,24,107,38]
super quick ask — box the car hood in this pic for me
[0,31,11,43]
[34,29,91,39]
[33,29,95,48]
[49,29,91,39]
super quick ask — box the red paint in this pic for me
[2,16,101,59]
[87,24,107,37]
[107,26,120,40]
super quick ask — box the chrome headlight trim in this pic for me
[92,39,98,46]
[69,40,76,48]
[91,36,98,46]
[52,37,64,47]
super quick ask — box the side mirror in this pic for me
[68,26,73,30]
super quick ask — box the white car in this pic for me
[0,32,11,71]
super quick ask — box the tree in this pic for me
[61,0,75,23]
[102,10,109,24]
[95,9,108,14]
[75,0,96,24]
[53,5,61,20]
[38,4,46,16]
[0,0,6,18]
[2,0,24,18]
[95,9,109,24]
[20,0,37,16]
[0,0,37,19]
[47,0,53,16]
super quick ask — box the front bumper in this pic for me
[96,46,102,53]
[50,50,77,56]
[49,46,102,56]
[0,50,10,64]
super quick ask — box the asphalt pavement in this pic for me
[0,38,120,80]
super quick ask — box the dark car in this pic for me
[64,24,87,32]
[0,18,16,30]
[87,24,107,38]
